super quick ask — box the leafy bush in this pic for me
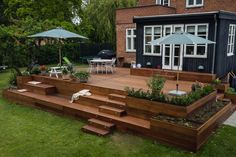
[125,85,214,107]
[147,75,166,95]
[8,70,17,86]
[226,87,236,95]
[30,66,41,75]
[73,71,90,80]
[212,78,221,85]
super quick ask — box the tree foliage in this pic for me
[80,0,137,47]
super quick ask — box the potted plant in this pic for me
[62,68,69,80]
[40,65,47,75]
[212,78,229,93]
[73,71,90,83]
[30,66,41,75]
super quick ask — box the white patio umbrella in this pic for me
[149,32,216,95]
[28,27,88,66]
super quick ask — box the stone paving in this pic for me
[224,111,236,127]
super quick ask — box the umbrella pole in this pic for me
[59,39,62,67]
[176,44,182,92]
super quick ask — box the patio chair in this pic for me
[104,60,114,74]
[63,57,73,66]
[87,59,96,73]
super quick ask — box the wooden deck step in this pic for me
[78,94,126,109]
[23,83,56,95]
[4,89,151,131]
[88,118,115,131]
[82,125,110,136]
[108,94,126,103]
[99,105,126,117]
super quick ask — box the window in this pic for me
[144,26,162,55]
[227,24,236,56]
[185,24,208,58]
[156,0,170,6]
[186,0,203,7]
[126,28,136,52]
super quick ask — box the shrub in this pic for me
[73,71,90,80]
[147,75,166,95]
[226,87,236,95]
[8,70,17,86]
[30,66,41,75]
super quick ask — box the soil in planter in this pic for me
[154,101,228,128]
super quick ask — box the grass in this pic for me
[0,69,236,157]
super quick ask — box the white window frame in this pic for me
[227,24,236,56]
[156,0,170,6]
[186,0,204,8]
[184,23,209,58]
[126,28,136,52]
[143,25,162,56]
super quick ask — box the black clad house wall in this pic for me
[135,16,216,73]
[215,18,236,77]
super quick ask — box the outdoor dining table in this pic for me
[90,59,113,74]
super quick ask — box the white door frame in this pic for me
[162,25,173,70]
[162,24,184,71]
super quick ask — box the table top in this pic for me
[50,66,67,69]
[91,59,112,63]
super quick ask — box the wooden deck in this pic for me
[3,68,228,152]
[79,68,194,93]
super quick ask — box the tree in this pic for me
[80,0,137,47]
[0,0,8,25]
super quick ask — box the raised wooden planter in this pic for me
[17,76,32,89]
[126,91,217,119]
[150,102,234,152]
[225,93,236,104]
[130,68,216,83]
[214,83,230,93]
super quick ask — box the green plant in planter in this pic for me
[191,82,202,92]
[226,87,236,94]
[30,66,41,75]
[62,68,69,75]
[73,71,90,83]
[212,78,221,85]
[8,70,17,86]
[147,75,166,95]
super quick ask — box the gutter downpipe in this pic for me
[212,14,218,74]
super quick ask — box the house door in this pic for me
[162,25,184,70]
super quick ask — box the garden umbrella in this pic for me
[149,32,215,95]
[28,27,88,66]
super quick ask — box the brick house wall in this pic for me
[116,0,236,66]
[116,5,175,65]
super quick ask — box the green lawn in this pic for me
[0,70,236,157]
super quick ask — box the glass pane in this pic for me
[197,45,206,55]
[165,57,170,65]
[145,45,151,53]
[145,36,152,44]
[186,45,194,55]
[154,27,161,35]
[165,28,171,35]
[127,30,132,35]
[133,29,136,36]
[154,45,161,54]
[187,26,195,34]
[145,27,152,35]
[174,58,179,66]
[196,0,203,5]
[127,38,132,50]
[165,47,170,56]
[188,0,194,5]
[174,47,180,56]
[198,25,207,33]
[174,27,182,33]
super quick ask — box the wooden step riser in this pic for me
[99,108,126,117]
[108,95,126,103]
[23,84,57,95]
[77,96,125,109]
[82,126,110,136]
[89,121,114,131]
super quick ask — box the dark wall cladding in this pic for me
[135,17,216,73]
[215,19,236,77]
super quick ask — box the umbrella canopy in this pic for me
[28,27,88,66]
[149,32,215,45]
[28,27,87,39]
